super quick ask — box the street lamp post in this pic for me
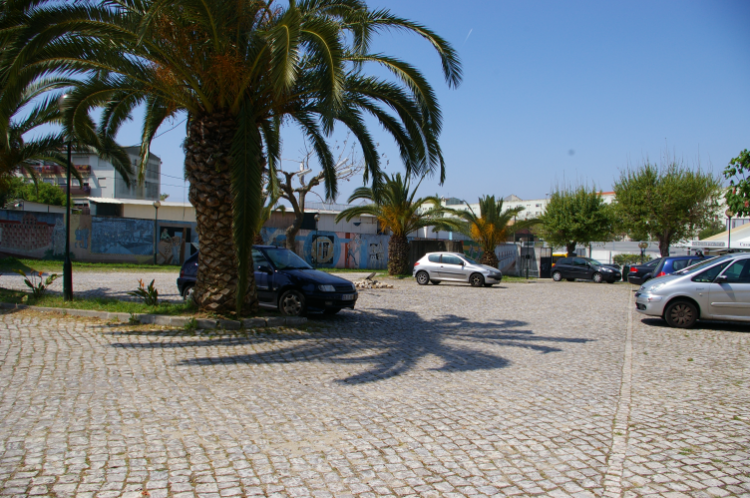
[313,213,320,268]
[58,94,73,301]
[638,241,648,264]
[153,200,161,265]
[726,209,734,252]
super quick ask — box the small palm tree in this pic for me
[453,196,533,268]
[336,173,459,275]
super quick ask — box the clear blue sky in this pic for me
[115,0,750,204]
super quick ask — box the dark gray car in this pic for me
[413,252,502,287]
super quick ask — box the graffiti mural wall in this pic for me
[0,210,198,265]
[258,227,390,270]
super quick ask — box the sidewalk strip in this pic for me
[603,288,635,497]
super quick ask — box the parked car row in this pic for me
[177,246,746,329]
[636,252,750,328]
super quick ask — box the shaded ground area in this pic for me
[0,280,747,497]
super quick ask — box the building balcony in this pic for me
[59,185,91,196]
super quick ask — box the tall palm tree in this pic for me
[453,196,533,268]
[2,0,462,314]
[335,173,459,275]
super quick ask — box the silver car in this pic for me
[635,253,750,328]
[413,252,503,287]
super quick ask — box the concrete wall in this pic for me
[0,210,389,269]
[0,210,198,265]
[258,227,389,270]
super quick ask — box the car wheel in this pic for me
[592,272,603,283]
[470,273,485,287]
[323,308,341,315]
[182,285,195,303]
[552,271,562,281]
[430,280,441,285]
[279,290,306,316]
[416,271,430,285]
[664,300,698,328]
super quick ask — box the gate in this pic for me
[539,247,552,278]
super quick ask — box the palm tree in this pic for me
[2,0,462,314]
[335,173,459,275]
[453,196,533,268]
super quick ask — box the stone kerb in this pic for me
[0,302,306,329]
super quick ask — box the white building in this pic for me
[18,146,161,205]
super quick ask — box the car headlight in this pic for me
[318,285,335,292]
[600,267,612,272]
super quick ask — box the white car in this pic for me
[412,252,502,287]
[635,253,750,328]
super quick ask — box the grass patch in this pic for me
[0,287,192,315]
[0,257,180,274]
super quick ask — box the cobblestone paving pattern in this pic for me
[0,279,748,497]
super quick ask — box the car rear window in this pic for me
[428,254,440,263]
[556,258,570,265]
[673,259,691,271]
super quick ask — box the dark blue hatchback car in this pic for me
[651,255,708,278]
[177,246,358,316]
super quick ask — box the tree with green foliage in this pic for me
[2,176,66,206]
[335,173,459,275]
[2,0,461,315]
[451,196,527,268]
[538,186,613,257]
[723,149,750,216]
[698,220,726,241]
[614,162,721,256]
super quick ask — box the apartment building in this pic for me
[18,146,161,205]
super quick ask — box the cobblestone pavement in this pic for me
[0,279,748,498]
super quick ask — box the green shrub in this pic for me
[613,253,653,266]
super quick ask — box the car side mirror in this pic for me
[714,275,727,284]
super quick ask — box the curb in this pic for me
[0,302,307,329]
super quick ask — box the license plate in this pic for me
[341,294,355,301]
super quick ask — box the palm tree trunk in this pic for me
[479,248,498,268]
[185,111,257,315]
[388,233,409,275]
[566,242,577,257]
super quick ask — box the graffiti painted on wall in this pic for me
[91,218,154,255]
[0,212,66,259]
[258,227,390,270]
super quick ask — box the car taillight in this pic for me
[180,269,184,278]
[629,267,637,272]
[656,271,666,277]
[552,263,556,267]
[414,262,420,267]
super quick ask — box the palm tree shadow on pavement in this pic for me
[111,308,593,384]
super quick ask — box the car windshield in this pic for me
[262,247,312,270]
[678,255,730,275]
[586,259,604,267]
